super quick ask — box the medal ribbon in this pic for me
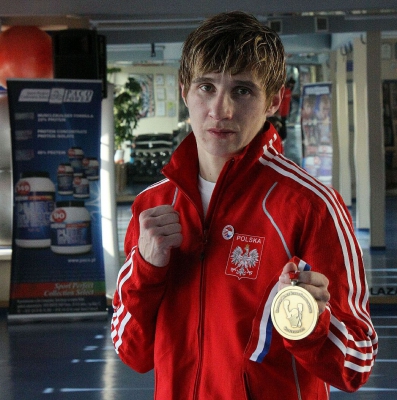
[247,256,312,363]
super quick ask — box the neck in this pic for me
[197,149,230,183]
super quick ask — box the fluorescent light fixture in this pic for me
[345,13,397,21]
[92,17,203,31]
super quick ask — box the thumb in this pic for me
[281,261,298,275]
[278,261,298,289]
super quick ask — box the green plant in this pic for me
[110,71,143,149]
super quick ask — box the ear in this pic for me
[265,86,285,117]
[180,84,188,107]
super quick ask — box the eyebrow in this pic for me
[191,76,215,84]
[192,76,260,90]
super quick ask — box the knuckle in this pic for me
[140,218,152,230]
[139,210,150,223]
[325,291,331,303]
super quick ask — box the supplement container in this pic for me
[15,171,55,248]
[50,200,92,254]
[73,174,90,199]
[82,157,99,180]
[68,146,84,174]
[57,163,74,195]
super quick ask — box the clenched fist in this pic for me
[138,205,183,267]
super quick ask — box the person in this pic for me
[301,94,317,158]
[301,94,316,123]
[111,11,377,400]
[278,76,295,140]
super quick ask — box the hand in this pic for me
[278,261,330,314]
[138,205,183,267]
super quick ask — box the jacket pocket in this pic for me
[243,372,254,400]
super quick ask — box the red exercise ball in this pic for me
[0,26,53,88]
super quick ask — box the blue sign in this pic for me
[7,79,107,321]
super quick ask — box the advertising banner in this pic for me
[300,82,333,186]
[7,79,107,322]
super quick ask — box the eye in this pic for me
[234,87,252,96]
[199,84,214,92]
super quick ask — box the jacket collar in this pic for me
[162,122,281,194]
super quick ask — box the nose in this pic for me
[209,91,233,120]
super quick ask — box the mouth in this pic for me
[208,128,236,137]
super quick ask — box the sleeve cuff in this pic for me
[131,248,170,287]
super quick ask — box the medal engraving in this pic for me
[271,284,319,340]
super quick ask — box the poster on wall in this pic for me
[130,74,155,118]
[7,79,107,322]
[300,82,333,186]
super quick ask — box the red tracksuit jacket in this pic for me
[111,124,377,399]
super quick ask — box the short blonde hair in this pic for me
[179,11,286,107]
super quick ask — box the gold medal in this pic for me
[271,271,319,340]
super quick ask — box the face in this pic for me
[317,95,330,120]
[182,71,282,162]
[302,98,314,119]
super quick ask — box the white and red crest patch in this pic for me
[225,234,265,280]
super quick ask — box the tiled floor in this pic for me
[0,308,155,400]
[0,302,396,400]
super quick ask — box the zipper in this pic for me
[193,229,208,399]
[192,159,235,399]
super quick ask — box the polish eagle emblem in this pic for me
[230,244,259,277]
